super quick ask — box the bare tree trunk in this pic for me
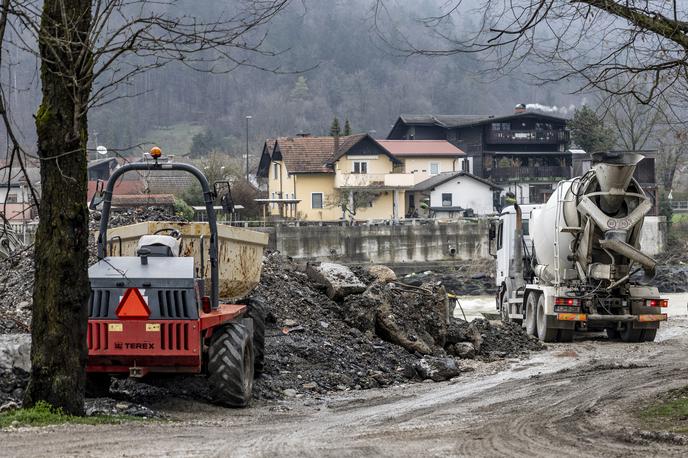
[23,0,92,415]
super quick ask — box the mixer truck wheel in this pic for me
[620,324,642,343]
[536,295,558,342]
[500,293,511,323]
[640,329,657,342]
[557,329,574,343]
[208,322,254,407]
[525,294,538,336]
[606,328,621,340]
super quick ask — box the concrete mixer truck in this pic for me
[490,151,667,343]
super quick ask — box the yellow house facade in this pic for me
[256,135,465,221]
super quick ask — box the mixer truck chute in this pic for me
[491,152,667,343]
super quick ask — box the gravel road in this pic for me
[3,318,688,457]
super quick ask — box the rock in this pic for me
[452,342,476,359]
[413,357,461,382]
[283,388,297,398]
[283,319,298,327]
[366,265,397,283]
[306,262,366,300]
[0,401,19,413]
[372,282,449,355]
[0,334,31,372]
[302,382,317,389]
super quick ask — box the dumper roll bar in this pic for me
[96,161,220,310]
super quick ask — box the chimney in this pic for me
[514,103,527,114]
[334,133,340,152]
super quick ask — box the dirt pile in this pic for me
[639,239,688,293]
[0,249,33,334]
[251,253,541,400]
[252,254,421,399]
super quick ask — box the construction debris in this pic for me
[306,262,367,300]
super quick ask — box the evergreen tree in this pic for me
[330,116,341,136]
[290,76,310,99]
[343,118,352,135]
[569,106,617,153]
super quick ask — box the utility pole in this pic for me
[245,115,252,183]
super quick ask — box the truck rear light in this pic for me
[646,299,668,308]
[555,297,580,307]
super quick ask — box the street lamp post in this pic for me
[245,115,252,183]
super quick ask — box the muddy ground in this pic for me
[3,317,688,457]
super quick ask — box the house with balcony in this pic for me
[387,104,571,204]
[0,167,40,222]
[256,134,465,221]
[257,133,414,221]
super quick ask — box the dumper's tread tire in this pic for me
[245,297,266,375]
[536,295,558,342]
[208,322,254,407]
[606,328,621,340]
[640,328,657,342]
[557,329,574,343]
[85,373,111,398]
[620,324,642,343]
[525,293,538,336]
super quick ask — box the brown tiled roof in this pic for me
[274,136,339,174]
[267,134,400,174]
[112,194,175,207]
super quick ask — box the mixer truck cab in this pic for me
[490,151,667,343]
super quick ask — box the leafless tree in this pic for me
[0,0,291,414]
[373,0,688,104]
[598,91,666,151]
[656,129,688,191]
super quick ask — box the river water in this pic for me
[456,292,688,321]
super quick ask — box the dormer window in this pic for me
[353,161,368,174]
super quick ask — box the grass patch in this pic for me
[637,386,688,433]
[140,122,204,157]
[0,401,141,428]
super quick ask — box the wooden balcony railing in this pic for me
[486,129,569,144]
[488,166,571,182]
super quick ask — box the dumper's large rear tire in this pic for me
[245,297,266,375]
[525,293,538,336]
[208,322,254,407]
[537,295,558,342]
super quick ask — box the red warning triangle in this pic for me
[115,288,150,319]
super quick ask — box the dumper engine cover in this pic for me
[88,257,198,320]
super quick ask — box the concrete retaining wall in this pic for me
[270,215,667,264]
[639,216,667,256]
[275,219,490,263]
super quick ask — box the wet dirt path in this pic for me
[3,318,688,457]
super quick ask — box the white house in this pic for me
[409,171,501,217]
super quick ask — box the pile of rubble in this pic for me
[250,253,542,400]
[0,249,33,334]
